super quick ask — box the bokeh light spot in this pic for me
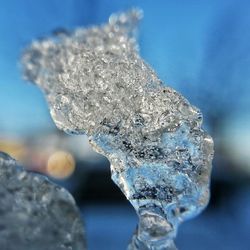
[47,151,75,179]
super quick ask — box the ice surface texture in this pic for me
[22,9,214,250]
[0,152,86,250]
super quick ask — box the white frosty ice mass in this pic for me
[22,9,214,249]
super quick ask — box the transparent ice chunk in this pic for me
[22,9,214,249]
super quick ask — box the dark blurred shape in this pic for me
[52,27,71,36]
[0,152,86,250]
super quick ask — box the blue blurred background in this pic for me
[0,0,250,249]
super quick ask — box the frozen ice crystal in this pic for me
[0,152,86,250]
[22,9,214,250]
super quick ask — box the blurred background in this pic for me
[0,0,250,249]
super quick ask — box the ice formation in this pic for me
[22,9,214,249]
[0,152,86,250]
